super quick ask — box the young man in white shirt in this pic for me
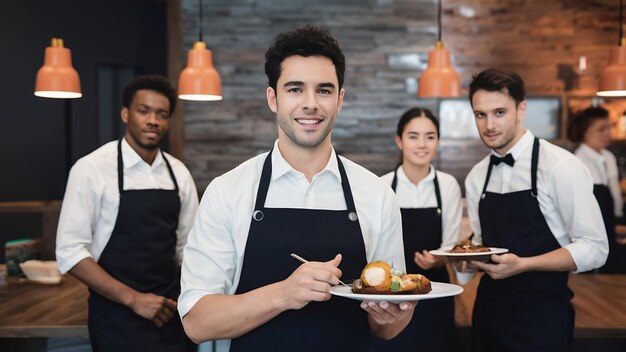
[460,68,608,352]
[179,25,414,351]
[56,75,199,352]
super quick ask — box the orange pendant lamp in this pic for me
[417,0,460,98]
[178,0,222,101]
[598,0,626,97]
[34,38,82,99]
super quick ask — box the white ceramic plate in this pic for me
[429,247,508,262]
[329,282,463,303]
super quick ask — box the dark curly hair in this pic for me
[469,68,526,108]
[567,106,610,144]
[122,75,177,116]
[264,25,345,91]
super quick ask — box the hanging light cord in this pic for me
[437,0,442,42]
[617,0,624,46]
[198,0,203,42]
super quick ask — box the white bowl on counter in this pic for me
[19,260,62,284]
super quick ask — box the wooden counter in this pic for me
[0,273,88,338]
[453,272,626,339]
[1,268,625,339]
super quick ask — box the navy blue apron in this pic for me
[593,184,619,273]
[87,139,190,352]
[472,138,574,352]
[373,167,455,352]
[230,150,370,352]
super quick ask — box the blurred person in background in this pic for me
[56,75,198,351]
[375,107,462,352]
[568,106,626,273]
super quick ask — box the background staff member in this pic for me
[178,25,414,352]
[56,75,199,352]
[375,107,462,352]
[568,106,625,273]
[461,69,608,352]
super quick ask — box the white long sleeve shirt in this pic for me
[380,165,463,250]
[464,131,608,273]
[575,143,623,217]
[179,141,405,321]
[56,139,199,274]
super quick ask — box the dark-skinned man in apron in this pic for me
[459,69,608,352]
[178,26,415,352]
[56,75,199,351]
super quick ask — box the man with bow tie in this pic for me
[458,68,608,352]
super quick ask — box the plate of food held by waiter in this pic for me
[329,261,463,303]
[429,241,508,263]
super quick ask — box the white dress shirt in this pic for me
[179,141,405,321]
[464,131,608,273]
[56,139,199,274]
[575,143,623,217]
[380,165,462,250]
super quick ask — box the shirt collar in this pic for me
[120,138,164,170]
[270,140,341,182]
[578,143,605,163]
[397,164,435,186]
[491,130,534,160]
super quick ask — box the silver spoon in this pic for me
[290,253,351,288]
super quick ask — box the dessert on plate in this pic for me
[351,261,431,295]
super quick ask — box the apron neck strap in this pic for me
[253,149,274,212]
[530,138,539,197]
[392,165,442,213]
[117,138,178,195]
[253,149,357,213]
[433,170,442,213]
[336,154,357,213]
[161,151,179,192]
[117,139,124,194]
[481,137,540,197]
[391,164,400,191]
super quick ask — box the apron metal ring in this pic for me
[252,210,264,221]
[481,193,486,199]
[437,208,442,215]
[348,212,358,222]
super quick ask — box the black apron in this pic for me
[593,184,619,273]
[88,139,189,352]
[472,138,574,352]
[230,150,370,352]
[373,167,455,351]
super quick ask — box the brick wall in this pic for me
[180,0,619,194]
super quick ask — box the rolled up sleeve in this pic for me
[550,159,609,273]
[55,160,100,274]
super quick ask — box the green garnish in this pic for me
[390,280,401,292]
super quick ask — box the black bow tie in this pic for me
[491,153,515,167]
